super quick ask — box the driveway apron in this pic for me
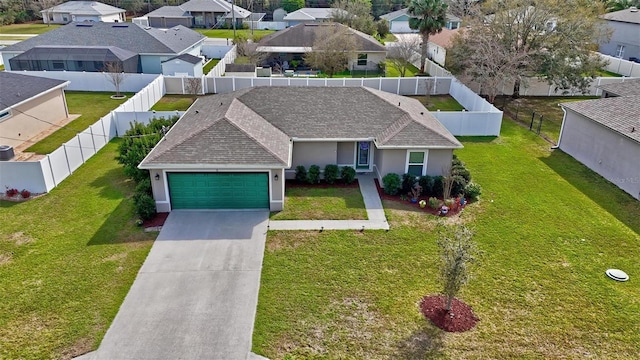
[93,210,269,360]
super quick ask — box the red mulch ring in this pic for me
[143,212,169,228]
[420,295,479,332]
[374,179,464,216]
[286,179,359,188]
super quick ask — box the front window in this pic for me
[52,61,65,70]
[406,151,427,176]
[615,45,625,58]
[0,110,11,122]
[357,54,367,66]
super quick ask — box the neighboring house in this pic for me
[256,23,387,72]
[1,22,205,74]
[426,28,460,66]
[0,72,70,149]
[147,0,251,29]
[139,86,462,211]
[282,7,342,26]
[380,8,461,33]
[161,54,204,76]
[599,6,640,61]
[558,79,640,200]
[41,1,126,24]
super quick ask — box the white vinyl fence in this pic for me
[201,44,233,59]
[7,71,160,92]
[243,21,287,30]
[0,76,168,194]
[205,45,237,77]
[599,53,640,78]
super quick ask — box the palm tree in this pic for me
[408,0,448,73]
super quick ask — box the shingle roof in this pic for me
[163,53,202,64]
[179,0,251,18]
[380,8,461,23]
[283,8,340,21]
[41,1,125,15]
[1,22,204,55]
[601,6,640,25]
[561,95,640,143]
[598,79,640,97]
[140,86,461,168]
[146,6,191,18]
[0,72,67,111]
[257,23,387,52]
[428,28,461,48]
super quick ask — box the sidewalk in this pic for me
[268,174,389,231]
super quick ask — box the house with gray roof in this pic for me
[1,22,205,74]
[138,86,462,211]
[282,8,343,26]
[41,1,126,24]
[599,6,640,62]
[256,23,387,72]
[0,72,70,149]
[380,8,461,33]
[558,79,640,200]
[145,0,251,29]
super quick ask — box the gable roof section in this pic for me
[428,28,461,48]
[601,7,640,24]
[380,8,461,23]
[163,53,202,64]
[146,6,192,18]
[283,8,340,21]
[598,79,640,97]
[561,95,640,143]
[2,22,204,55]
[42,1,125,15]
[0,72,68,111]
[256,23,386,52]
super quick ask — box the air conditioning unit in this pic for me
[0,145,15,161]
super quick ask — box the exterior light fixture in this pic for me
[155,173,160,181]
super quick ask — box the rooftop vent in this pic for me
[0,145,15,161]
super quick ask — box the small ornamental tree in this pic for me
[104,61,127,97]
[437,225,481,314]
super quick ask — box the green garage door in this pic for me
[168,172,269,209]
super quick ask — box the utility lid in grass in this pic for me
[606,269,629,282]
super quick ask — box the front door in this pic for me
[357,141,370,169]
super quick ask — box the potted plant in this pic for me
[409,184,422,203]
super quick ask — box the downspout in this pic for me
[553,105,567,149]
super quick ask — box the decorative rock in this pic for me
[605,269,629,282]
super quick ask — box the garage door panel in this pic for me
[168,173,269,209]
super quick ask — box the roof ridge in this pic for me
[376,113,414,145]
[146,117,224,162]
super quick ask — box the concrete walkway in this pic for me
[268,174,389,230]
[88,211,269,360]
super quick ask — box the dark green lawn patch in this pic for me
[0,140,155,359]
[203,58,220,75]
[25,92,131,154]
[253,120,640,358]
[270,186,367,220]
[385,62,420,77]
[150,95,195,111]
[0,23,61,34]
[409,95,465,111]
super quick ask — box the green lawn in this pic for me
[409,94,465,111]
[195,29,274,39]
[385,62,421,77]
[594,69,622,77]
[253,120,640,358]
[0,141,155,359]
[203,58,220,75]
[0,23,60,34]
[270,186,367,220]
[383,33,397,43]
[25,92,131,154]
[150,95,195,111]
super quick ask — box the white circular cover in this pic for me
[606,269,629,282]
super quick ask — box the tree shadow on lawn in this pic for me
[396,322,445,359]
[86,198,151,246]
[540,150,640,235]
[89,167,135,200]
[456,136,499,143]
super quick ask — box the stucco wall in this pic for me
[559,111,640,200]
[348,52,386,71]
[162,59,202,77]
[149,17,193,28]
[375,149,407,178]
[426,149,453,176]
[291,142,338,168]
[0,88,68,148]
[337,142,355,165]
[599,21,640,61]
[140,55,164,74]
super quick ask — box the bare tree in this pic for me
[437,225,481,314]
[304,24,357,78]
[184,77,202,98]
[441,166,454,199]
[331,0,377,36]
[103,62,127,98]
[387,36,421,77]
[30,0,62,24]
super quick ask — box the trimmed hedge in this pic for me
[382,173,401,195]
[308,165,321,184]
[295,165,307,183]
[341,166,356,184]
[324,164,339,184]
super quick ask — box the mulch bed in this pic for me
[286,179,360,189]
[420,295,479,332]
[143,212,169,228]
[374,179,463,216]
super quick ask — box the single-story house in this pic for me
[139,86,462,212]
[161,54,204,77]
[256,23,387,72]
[426,28,460,66]
[41,1,126,24]
[0,72,70,149]
[283,7,343,27]
[599,6,640,61]
[380,8,461,33]
[145,6,194,28]
[558,79,640,200]
[1,22,205,74]
[156,0,251,29]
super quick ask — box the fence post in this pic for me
[529,112,535,130]
[537,115,543,135]
[63,144,72,173]
[46,155,57,187]
[90,127,97,152]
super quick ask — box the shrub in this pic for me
[451,175,468,197]
[464,182,482,201]
[402,173,417,194]
[324,164,339,184]
[382,173,401,195]
[134,192,157,220]
[432,176,444,198]
[20,189,31,198]
[294,165,307,183]
[418,175,434,195]
[428,197,440,209]
[135,177,152,195]
[452,165,471,182]
[341,166,356,184]
[5,188,19,197]
[308,165,321,184]
[452,154,464,167]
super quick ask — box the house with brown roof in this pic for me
[558,79,640,200]
[138,86,462,211]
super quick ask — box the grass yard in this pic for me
[385,62,421,77]
[383,33,397,43]
[0,141,155,359]
[409,94,465,111]
[253,120,640,358]
[25,91,131,154]
[150,95,195,111]
[594,69,622,77]
[0,23,60,34]
[203,58,220,75]
[195,29,274,39]
[269,186,367,220]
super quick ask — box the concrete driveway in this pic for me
[92,210,269,360]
